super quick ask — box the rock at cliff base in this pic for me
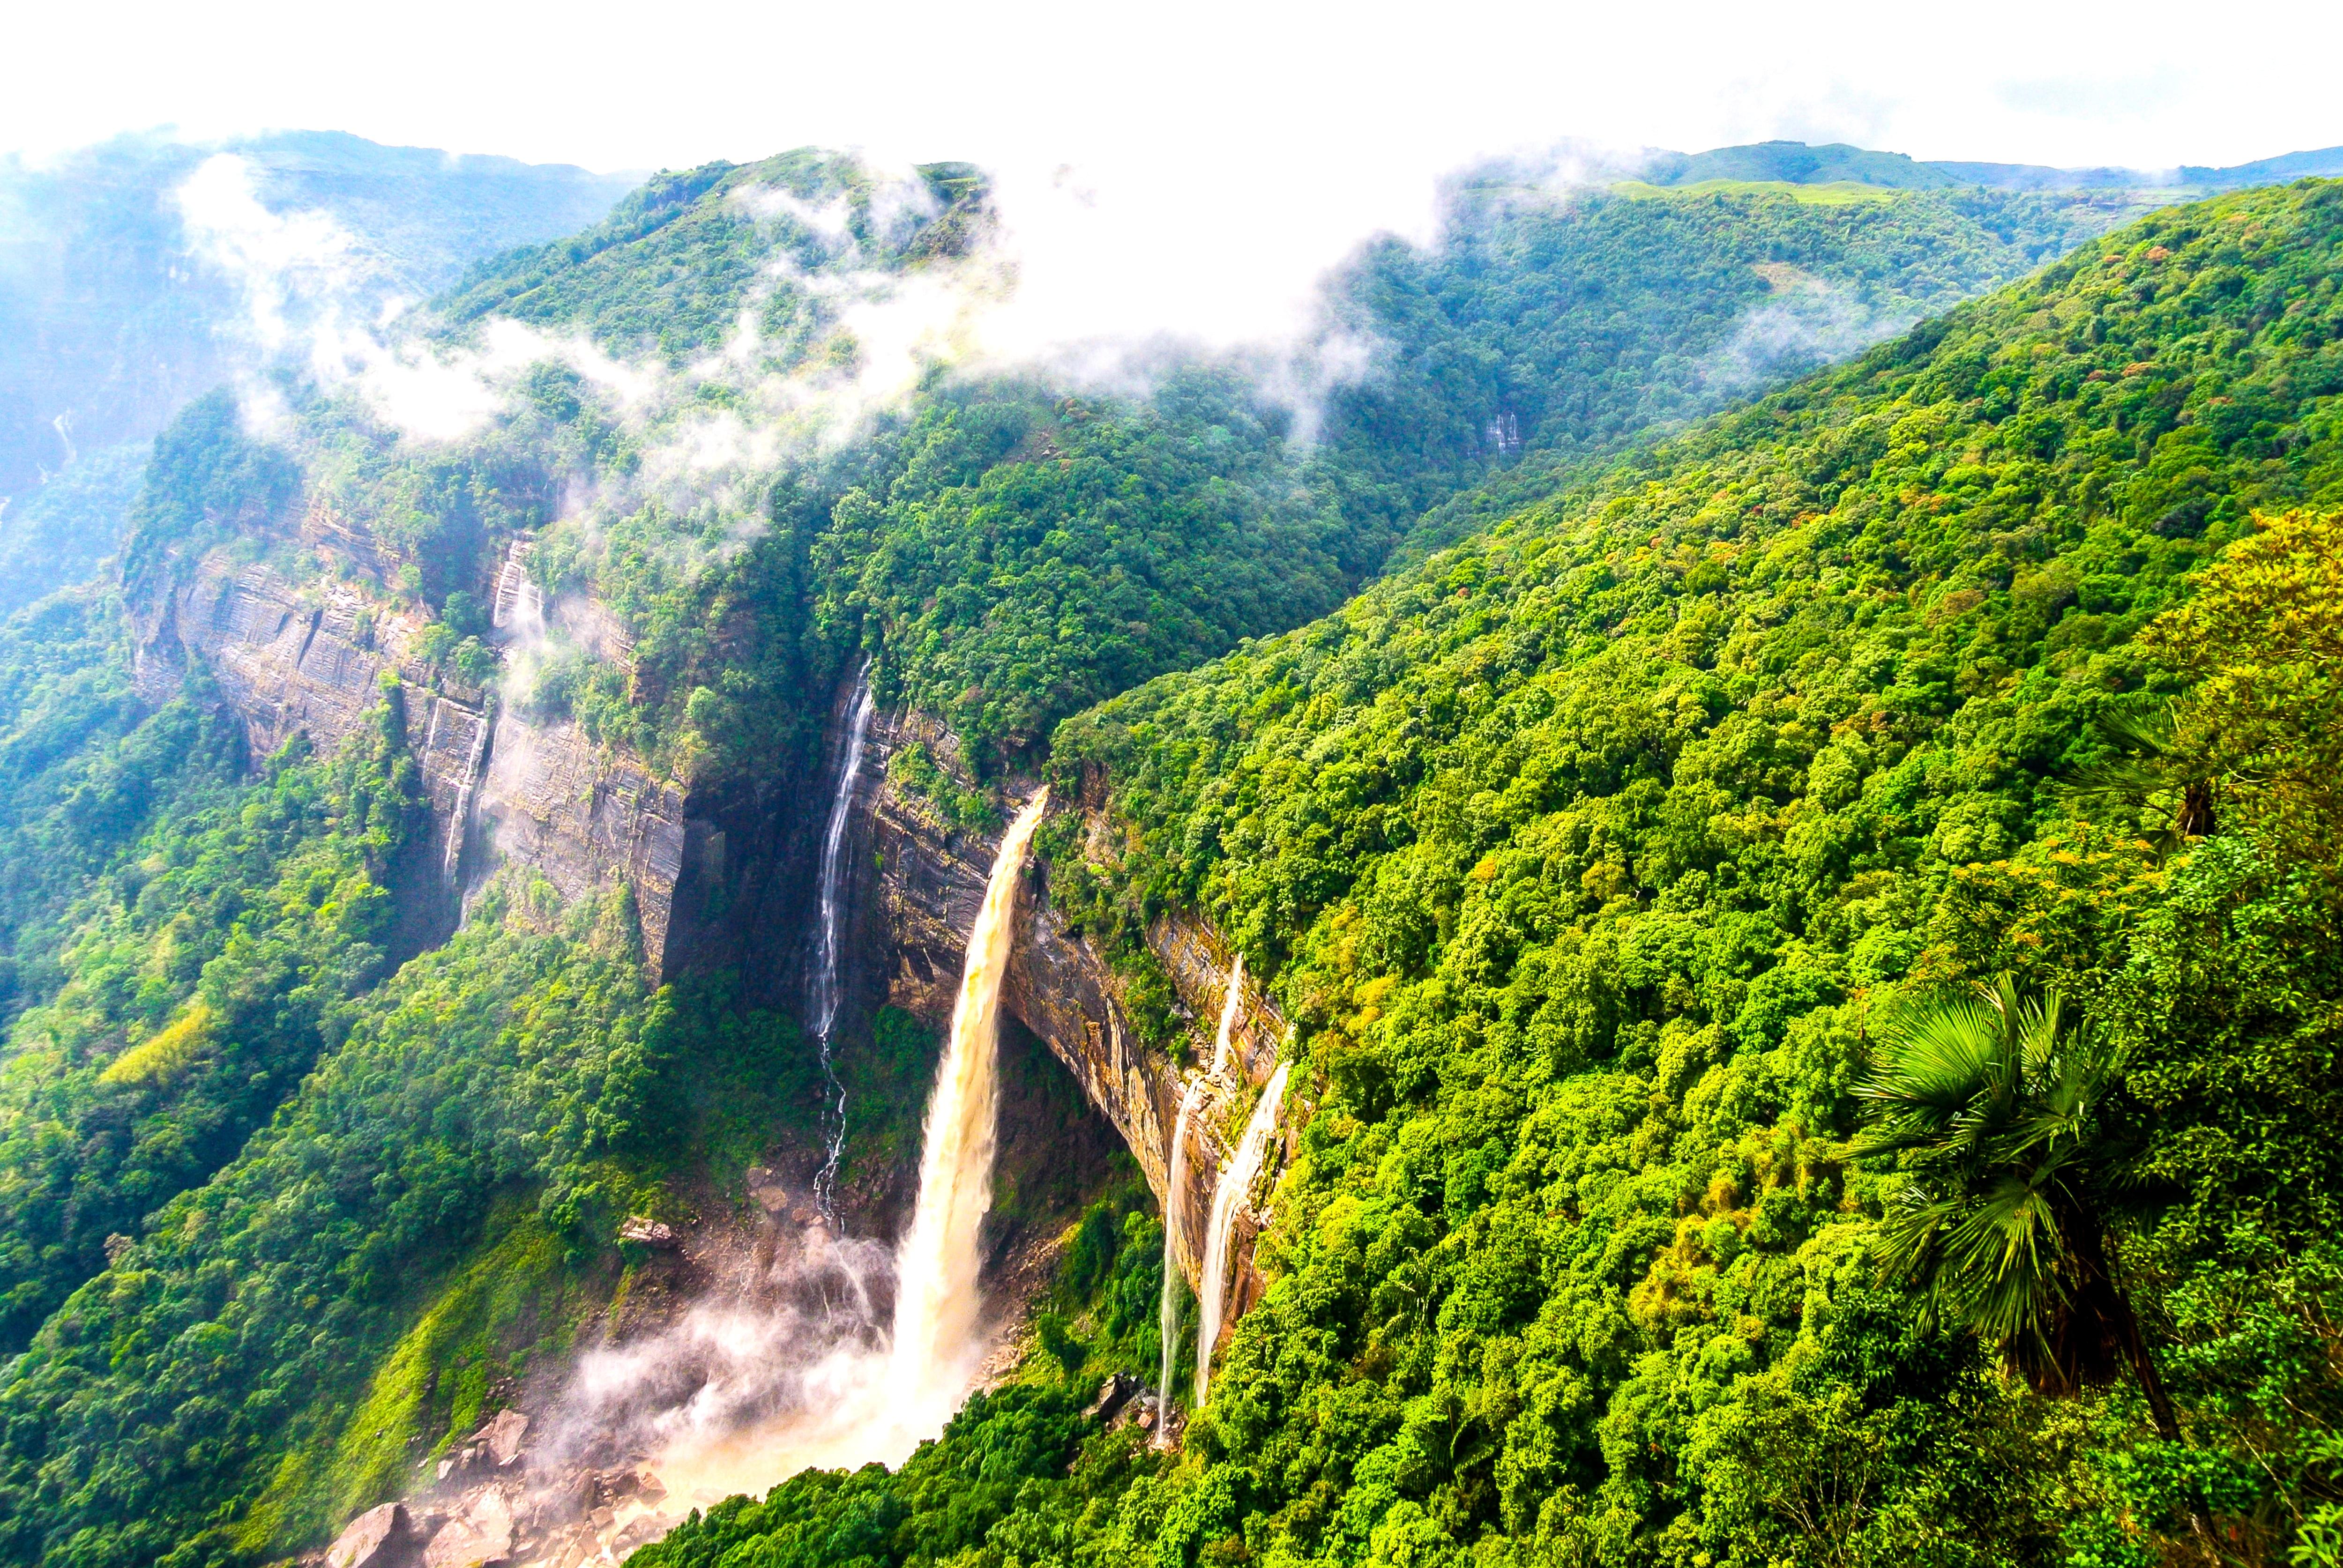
[1089,1372,1142,1425]
[325,1502,411,1568]
[474,1408,529,1467]
[610,1512,676,1554]
[422,1487,514,1568]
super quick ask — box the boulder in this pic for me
[1088,1372,1143,1425]
[610,1512,675,1554]
[619,1216,677,1248]
[422,1487,514,1568]
[520,1469,592,1532]
[435,1444,486,1484]
[325,1503,412,1568]
[475,1409,529,1468]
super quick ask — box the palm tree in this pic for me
[2060,701,2216,854]
[1852,977,2181,1441]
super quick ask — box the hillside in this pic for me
[243,160,2161,785]
[1634,136,2343,193]
[0,129,636,611]
[651,181,2343,1567]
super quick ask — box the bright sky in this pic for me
[11,0,2339,347]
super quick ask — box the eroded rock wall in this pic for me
[478,713,690,968]
[135,551,699,974]
[137,531,1289,1343]
[859,706,1294,1324]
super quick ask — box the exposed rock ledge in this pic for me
[135,553,694,973]
[134,541,1295,1351]
[861,708,1297,1344]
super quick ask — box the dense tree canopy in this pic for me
[638,179,2343,1568]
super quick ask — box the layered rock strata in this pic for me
[137,535,1289,1342]
[135,551,698,974]
[861,708,1295,1324]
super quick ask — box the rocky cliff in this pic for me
[131,519,1292,1347]
[858,707,1297,1340]
[133,535,703,973]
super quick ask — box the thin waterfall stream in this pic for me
[809,669,876,1218]
[1194,1060,1291,1411]
[1156,953,1246,1443]
[1208,953,1244,1074]
[1156,1073,1205,1445]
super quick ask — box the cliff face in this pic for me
[478,712,691,966]
[133,528,1288,1346]
[858,707,1294,1338]
[133,542,703,974]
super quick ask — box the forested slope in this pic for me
[351,157,2154,780]
[643,181,2343,1567]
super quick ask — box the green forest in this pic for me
[0,136,2335,1568]
[619,178,2343,1568]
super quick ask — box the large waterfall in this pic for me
[810,669,876,1217]
[1193,1060,1290,1411]
[888,789,1049,1409]
[594,790,1051,1516]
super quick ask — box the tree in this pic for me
[2059,701,2216,855]
[1852,978,2181,1440]
[2141,509,2343,880]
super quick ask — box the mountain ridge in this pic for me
[1478,135,2343,195]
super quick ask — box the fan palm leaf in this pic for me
[1853,976,2180,1438]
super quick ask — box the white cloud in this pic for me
[21,0,2336,379]
[173,152,373,358]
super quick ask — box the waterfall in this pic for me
[1153,951,1243,1440]
[1193,1061,1291,1411]
[1155,1073,1205,1446]
[887,789,1049,1410]
[1208,953,1245,1076]
[442,706,492,887]
[810,669,876,1218]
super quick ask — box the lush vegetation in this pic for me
[644,180,2343,1567]
[0,875,834,1564]
[266,164,2160,793]
[1308,181,2151,554]
[438,151,987,358]
[0,686,421,1353]
[727,180,2158,778]
[0,442,147,616]
[0,589,186,993]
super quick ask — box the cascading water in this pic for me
[1193,1061,1291,1411]
[1148,952,1243,1440]
[809,669,876,1218]
[1155,1073,1205,1446]
[524,792,1049,1552]
[887,789,1050,1411]
[1208,953,1245,1075]
[442,706,492,886]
